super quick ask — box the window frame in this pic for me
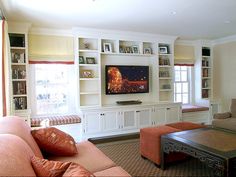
[30,64,76,117]
[174,65,193,105]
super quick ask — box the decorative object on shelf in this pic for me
[14,97,27,110]
[103,43,112,53]
[159,46,168,54]
[83,43,90,49]
[159,71,170,77]
[144,48,152,54]
[81,70,94,78]
[132,45,139,54]
[203,68,208,77]
[125,46,132,53]
[162,84,171,89]
[119,46,125,53]
[86,57,95,64]
[79,56,85,64]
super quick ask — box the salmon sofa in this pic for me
[0,117,130,176]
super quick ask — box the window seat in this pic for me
[182,105,209,113]
[31,115,81,127]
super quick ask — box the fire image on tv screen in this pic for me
[105,65,149,94]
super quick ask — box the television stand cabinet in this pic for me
[79,102,181,140]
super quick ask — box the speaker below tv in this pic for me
[105,65,149,95]
[116,100,142,105]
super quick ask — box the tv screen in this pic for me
[105,65,149,94]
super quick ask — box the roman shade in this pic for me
[174,45,194,66]
[28,34,74,64]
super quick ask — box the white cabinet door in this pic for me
[166,106,180,123]
[83,112,101,134]
[102,111,120,132]
[153,107,166,126]
[120,110,136,130]
[136,108,151,128]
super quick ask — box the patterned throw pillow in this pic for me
[31,127,77,156]
[31,156,95,177]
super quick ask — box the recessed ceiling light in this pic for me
[171,11,177,15]
[224,20,231,24]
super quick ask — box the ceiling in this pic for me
[1,0,236,40]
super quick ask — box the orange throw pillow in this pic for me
[31,156,95,177]
[31,127,77,156]
[62,162,95,177]
[31,156,70,177]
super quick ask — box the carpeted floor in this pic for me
[96,139,214,177]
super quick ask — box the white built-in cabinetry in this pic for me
[73,30,179,139]
[75,34,176,107]
[195,41,213,107]
[80,102,181,139]
[158,43,174,101]
[8,29,31,125]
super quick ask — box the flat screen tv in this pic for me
[105,65,149,94]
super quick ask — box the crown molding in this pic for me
[29,27,73,37]
[72,27,178,43]
[175,39,196,46]
[212,34,236,45]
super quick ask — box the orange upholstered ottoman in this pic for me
[140,125,186,166]
[166,121,206,131]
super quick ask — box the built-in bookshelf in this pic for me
[201,47,211,99]
[158,43,174,102]
[75,33,176,108]
[9,33,30,123]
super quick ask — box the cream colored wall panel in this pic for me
[213,41,236,111]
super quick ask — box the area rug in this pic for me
[96,139,214,177]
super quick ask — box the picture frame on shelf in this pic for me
[86,57,96,64]
[79,56,85,64]
[159,46,168,54]
[81,70,94,78]
[119,46,125,53]
[103,43,112,53]
[132,45,139,54]
[144,48,152,54]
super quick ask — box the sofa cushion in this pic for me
[166,121,205,131]
[214,112,231,119]
[0,134,36,176]
[212,118,236,131]
[0,117,43,158]
[48,141,116,173]
[62,162,95,177]
[31,127,78,156]
[31,156,94,177]
[94,166,131,177]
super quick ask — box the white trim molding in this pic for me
[212,34,236,45]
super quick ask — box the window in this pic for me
[174,65,192,104]
[30,64,76,116]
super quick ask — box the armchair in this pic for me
[212,99,236,131]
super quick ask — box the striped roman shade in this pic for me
[28,34,74,64]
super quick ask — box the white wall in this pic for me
[213,41,236,111]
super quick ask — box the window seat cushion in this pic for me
[182,104,209,113]
[31,115,81,127]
